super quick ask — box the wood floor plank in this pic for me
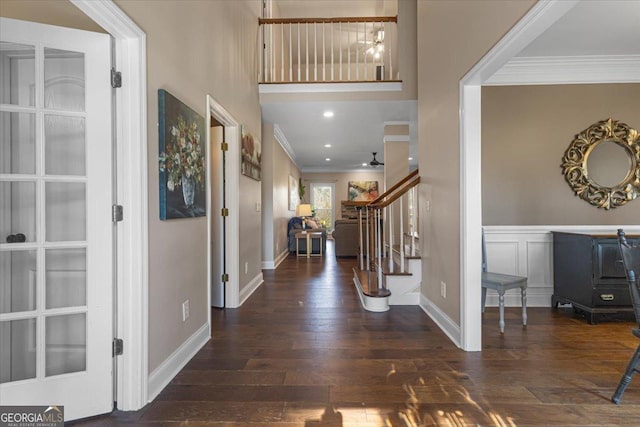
[74,240,640,426]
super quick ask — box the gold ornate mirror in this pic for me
[561,118,640,209]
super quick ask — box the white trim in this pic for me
[419,294,461,349]
[206,95,241,309]
[383,135,410,143]
[259,82,402,94]
[353,274,389,312]
[458,0,580,353]
[70,0,148,411]
[383,121,410,126]
[486,55,640,86]
[262,249,289,270]
[273,124,297,164]
[274,249,290,268]
[147,323,209,402]
[238,273,264,306]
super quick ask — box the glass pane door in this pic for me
[0,17,113,420]
[310,183,334,233]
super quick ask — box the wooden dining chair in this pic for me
[481,230,527,334]
[611,229,640,404]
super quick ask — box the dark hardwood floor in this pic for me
[75,240,640,426]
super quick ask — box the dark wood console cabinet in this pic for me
[552,231,639,324]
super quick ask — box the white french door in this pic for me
[310,183,335,232]
[0,18,113,420]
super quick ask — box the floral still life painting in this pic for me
[241,125,261,181]
[348,181,379,202]
[158,89,206,219]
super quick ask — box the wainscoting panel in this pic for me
[483,225,640,307]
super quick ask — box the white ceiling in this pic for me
[262,0,640,173]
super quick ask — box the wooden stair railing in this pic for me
[357,170,420,297]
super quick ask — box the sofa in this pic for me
[287,217,327,254]
[332,219,361,257]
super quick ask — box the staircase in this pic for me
[352,170,421,312]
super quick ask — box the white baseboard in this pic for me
[274,249,289,269]
[147,322,210,402]
[238,272,264,306]
[261,249,290,270]
[420,294,461,349]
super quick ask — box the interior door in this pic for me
[310,183,334,232]
[0,18,113,421]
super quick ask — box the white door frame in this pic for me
[70,0,148,409]
[458,0,640,350]
[206,94,241,311]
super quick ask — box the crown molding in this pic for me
[486,55,640,86]
[273,124,297,166]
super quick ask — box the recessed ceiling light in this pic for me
[362,163,367,167]
[408,157,413,160]
[325,158,331,161]
[324,144,332,148]
[323,111,334,118]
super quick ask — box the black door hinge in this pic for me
[112,204,124,222]
[113,338,123,356]
[222,273,229,282]
[111,69,122,88]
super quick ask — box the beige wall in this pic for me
[261,123,301,264]
[274,136,301,257]
[483,84,640,226]
[417,0,535,325]
[0,0,106,32]
[302,171,384,220]
[114,0,262,372]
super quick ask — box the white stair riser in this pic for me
[386,275,420,305]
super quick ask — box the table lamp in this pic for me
[296,204,312,230]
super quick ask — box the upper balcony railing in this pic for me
[258,16,399,84]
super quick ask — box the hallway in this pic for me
[77,241,640,426]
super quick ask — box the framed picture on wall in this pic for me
[289,175,298,211]
[241,125,261,181]
[348,181,379,202]
[158,89,206,219]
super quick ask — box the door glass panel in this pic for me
[45,182,86,242]
[46,313,86,376]
[0,318,37,383]
[46,248,86,309]
[0,250,37,314]
[0,42,35,107]
[45,115,85,176]
[312,185,333,232]
[0,111,36,174]
[44,48,85,112]
[0,181,36,242]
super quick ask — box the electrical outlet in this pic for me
[182,300,190,322]
[440,281,446,299]
[244,261,248,274]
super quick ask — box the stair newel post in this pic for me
[411,185,416,257]
[358,207,364,271]
[388,203,394,273]
[365,206,370,271]
[400,193,405,273]
[376,208,383,291]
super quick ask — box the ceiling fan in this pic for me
[370,152,384,167]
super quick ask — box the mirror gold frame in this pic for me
[561,118,640,210]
